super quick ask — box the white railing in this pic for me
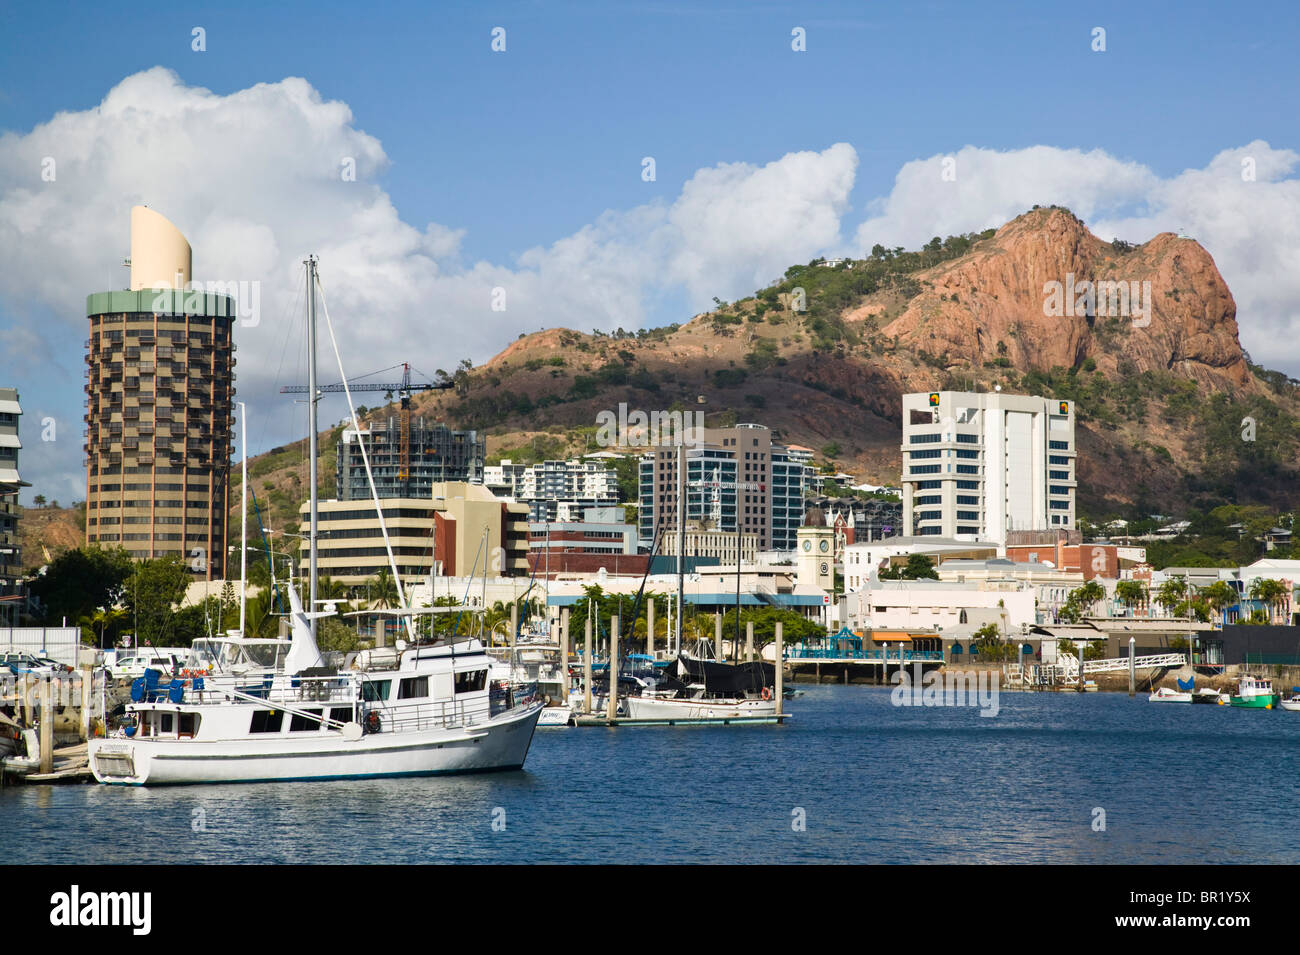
[1083,653,1186,674]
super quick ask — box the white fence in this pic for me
[0,627,83,666]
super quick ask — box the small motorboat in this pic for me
[1149,686,1192,703]
[1191,688,1229,704]
[1230,675,1279,709]
[1279,687,1300,712]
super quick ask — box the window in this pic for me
[909,433,941,444]
[361,680,391,702]
[399,676,429,699]
[1049,455,1070,465]
[915,495,941,505]
[250,709,284,733]
[1050,501,1070,510]
[1049,470,1070,480]
[911,465,941,475]
[178,713,199,737]
[957,480,979,490]
[1050,486,1071,496]
[160,713,174,735]
[956,495,979,505]
[1049,440,1070,450]
[955,433,979,443]
[909,449,941,459]
[289,709,324,731]
[915,481,941,490]
[455,669,488,693]
[955,449,979,459]
[957,510,979,520]
[956,465,979,474]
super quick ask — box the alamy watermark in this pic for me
[890,662,1000,717]
[1042,273,1151,328]
[594,402,704,448]
[150,270,260,327]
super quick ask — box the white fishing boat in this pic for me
[89,257,544,784]
[1279,690,1300,712]
[623,694,777,720]
[1148,686,1192,703]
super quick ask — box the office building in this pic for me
[900,390,1076,546]
[84,207,234,578]
[336,416,485,500]
[0,388,24,624]
[637,423,814,553]
[484,457,619,522]
[304,481,529,585]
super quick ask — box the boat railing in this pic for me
[370,695,493,734]
[189,675,357,707]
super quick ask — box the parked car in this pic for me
[106,652,180,681]
[0,651,63,676]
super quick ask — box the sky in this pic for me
[1,0,1298,505]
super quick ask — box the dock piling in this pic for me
[607,616,619,721]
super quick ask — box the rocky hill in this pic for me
[233,207,1300,540]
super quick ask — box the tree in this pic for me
[880,554,939,580]
[1115,580,1147,617]
[28,545,133,626]
[123,557,193,647]
[1202,580,1238,628]
[1156,576,1192,616]
[33,494,46,508]
[1248,577,1289,624]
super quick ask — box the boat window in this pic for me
[160,712,174,735]
[178,713,199,738]
[289,709,324,732]
[398,677,429,699]
[455,669,488,694]
[362,680,391,702]
[249,709,284,733]
[329,706,353,724]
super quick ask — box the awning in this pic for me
[0,399,19,415]
[0,434,19,448]
[0,468,19,484]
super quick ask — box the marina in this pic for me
[6,684,1300,864]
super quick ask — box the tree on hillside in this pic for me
[33,494,46,508]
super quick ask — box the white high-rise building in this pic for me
[900,390,1076,546]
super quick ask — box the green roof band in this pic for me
[86,289,236,320]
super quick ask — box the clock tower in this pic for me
[796,525,835,591]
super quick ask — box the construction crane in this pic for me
[280,363,453,496]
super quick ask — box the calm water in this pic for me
[4,686,1299,864]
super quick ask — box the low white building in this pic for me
[843,536,999,593]
[849,578,1037,635]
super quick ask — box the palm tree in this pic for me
[1202,580,1237,628]
[1115,580,1147,617]
[367,568,401,610]
[1156,576,1190,617]
[1249,578,1289,624]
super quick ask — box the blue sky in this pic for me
[1,0,1298,503]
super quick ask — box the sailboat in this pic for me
[89,257,543,784]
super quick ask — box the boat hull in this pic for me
[1148,690,1192,703]
[1279,699,1300,712]
[537,704,573,727]
[1229,695,1278,709]
[623,696,777,721]
[89,703,543,785]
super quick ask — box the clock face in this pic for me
[820,562,829,575]
[819,539,829,553]
[802,540,812,552]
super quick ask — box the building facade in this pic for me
[0,388,23,624]
[637,423,813,554]
[84,208,234,578]
[484,457,619,522]
[336,416,485,501]
[303,481,529,585]
[900,390,1076,546]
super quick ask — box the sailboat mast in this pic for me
[306,256,319,638]
[676,439,685,656]
[239,400,247,637]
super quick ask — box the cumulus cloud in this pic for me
[0,68,858,500]
[852,142,1300,372]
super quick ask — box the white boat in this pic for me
[89,257,546,785]
[89,629,542,784]
[623,694,777,721]
[1149,686,1192,703]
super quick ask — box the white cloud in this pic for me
[0,68,859,501]
[852,142,1300,373]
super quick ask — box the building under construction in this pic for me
[335,416,485,500]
